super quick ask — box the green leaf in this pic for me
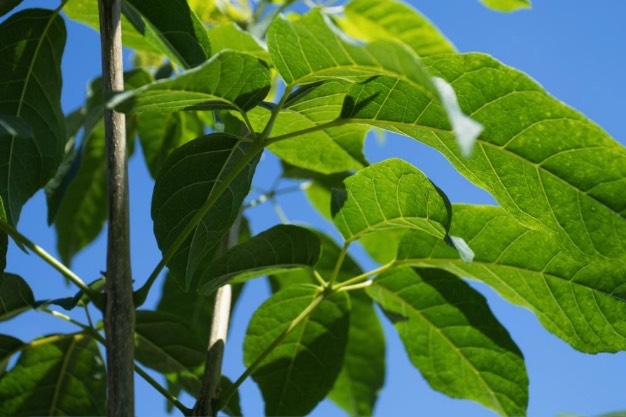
[207,22,270,63]
[341,53,626,260]
[0,198,6,276]
[0,334,106,416]
[151,134,261,290]
[0,335,23,375]
[244,286,350,416]
[328,292,385,417]
[0,9,67,225]
[249,80,370,174]
[199,224,321,296]
[112,51,271,114]
[34,278,105,311]
[0,0,22,17]
[343,0,455,56]
[137,111,205,178]
[359,229,407,265]
[0,274,34,321]
[122,0,211,68]
[367,266,528,416]
[480,0,531,12]
[332,159,452,244]
[135,310,205,374]
[217,376,243,417]
[395,204,626,353]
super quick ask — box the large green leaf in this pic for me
[342,0,455,56]
[0,9,67,225]
[199,224,321,296]
[151,134,261,290]
[0,0,22,18]
[253,81,369,174]
[137,111,204,179]
[0,274,34,321]
[340,53,626,260]
[332,158,451,244]
[244,286,350,416]
[367,267,528,416]
[395,204,626,353]
[112,51,271,114]
[207,22,270,62]
[0,335,23,375]
[0,334,106,416]
[135,310,205,374]
[480,0,531,12]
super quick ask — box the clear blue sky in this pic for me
[4,1,626,416]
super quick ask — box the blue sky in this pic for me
[4,0,626,416]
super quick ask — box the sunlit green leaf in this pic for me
[151,134,260,290]
[0,9,67,226]
[343,0,455,56]
[199,224,320,296]
[395,204,626,353]
[208,22,270,62]
[0,334,106,416]
[0,274,34,321]
[480,0,531,12]
[137,111,205,178]
[135,310,205,374]
[111,51,271,114]
[244,286,350,416]
[332,159,452,244]
[0,335,23,376]
[368,267,528,416]
[340,53,626,260]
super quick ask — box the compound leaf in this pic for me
[367,267,528,416]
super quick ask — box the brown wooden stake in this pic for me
[97,1,135,416]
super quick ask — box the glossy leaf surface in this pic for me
[151,134,260,289]
[0,9,67,225]
[244,286,350,416]
[368,267,528,416]
[199,224,320,295]
[0,334,106,416]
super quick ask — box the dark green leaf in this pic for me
[34,278,105,311]
[395,204,626,353]
[332,158,452,244]
[122,0,211,68]
[152,134,261,290]
[480,0,531,12]
[0,0,22,17]
[367,267,528,416]
[0,9,67,225]
[0,335,23,375]
[244,286,350,416]
[0,115,33,140]
[199,224,321,295]
[138,111,205,178]
[343,0,455,56]
[0,334,106,416]
[0,273,34,321]
[216,376,242,417]
[0,197,6,275]
[111,51,271,114]
[342,53,626,260]
[135,310,205,374]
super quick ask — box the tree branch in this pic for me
[97,1,135,416]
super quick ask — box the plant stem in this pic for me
[335,280,373,292]
[328,242,349,287]
[333,262,396,290]
[135,143,263,306]
[0,220,95,299]
[260,86,294,142]
[220,291,325,410]
[134,365,192,415]
[97,0,135,416]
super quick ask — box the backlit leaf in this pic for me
[480,0,531,12]
[151,134,260,290]
[0,9,67,225]
[332,159,452,244]
[207,22,270,62]
[199,224,321,296]
[395,204,626,353]
[367,267,528,416]
[0,334,106,416]
[244,286,350,416]
[0,274,34,321]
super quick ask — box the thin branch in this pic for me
[135,365,192,415]
[260,86,294,142]
[98,0,135,415]
[328,242,349,287]
[333,262,396,290]
[335,280,373,293]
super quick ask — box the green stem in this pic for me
[0,221,97,302]
[135,365,192,415]
[335,280,373,293]
[333,261,396,290]
[328,242,349,287]
[260,86,294,142]
[312,269,327,287]
[266,119,346,144]
[134,142,264,306]
[220,291,325,410]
